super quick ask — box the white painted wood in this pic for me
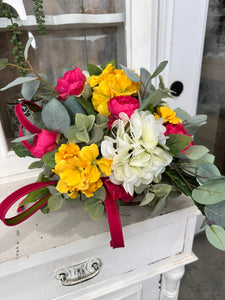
[157,0,209,116]
[2,0,27,20]
[0,192,198,300]
[160,266,185,300]
[0,13,125,29]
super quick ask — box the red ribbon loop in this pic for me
[15,101,42,134]
[0,181,57,226]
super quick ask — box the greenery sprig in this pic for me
[0,0,27,76]
[32,0,46,34]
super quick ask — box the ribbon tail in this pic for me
[104,193,125,249]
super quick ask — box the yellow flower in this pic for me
[111,70,140,96]
[53,142,112,198]
[91,69,140,116]
[88,63,114,88]
[155,106,182,124]
[55,142,80,163]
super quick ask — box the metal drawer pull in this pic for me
[55,257,102,286]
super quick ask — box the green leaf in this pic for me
[41,204,50,214]
[93,186,106,201]
[140,192,155,206]
[75,129,90,143]
[140,67,151,98]
[11,133,36,143]
[75,113,95,131]
[120,65,140,82]
[139,89,164,111]
[0,58,8,70]
[87,63,102,76]
[28,161,44,169]
[88,124,104,144]
[75,97,96,115]
[47,186,58,194]
[24,37,33,61]
[82,197,105,220]
[64,125,80,143]
[42,149,57,168]
[197,162,221,184]
[174,107,191,122]
[64,96,87,123]
[12,142,34,158]
[205,201,225,228]
[48,194,64,211]
[184,145,209,160]
[149,184,172,197]
[41,98,71,133]
[151,195,168,218]
[22,187,49,205]
[151,61,168,79]
[1,76,38,91]
[165,169,197,197]
[21,73,40,100]
[192,178,225,205]
[206,225,225,251]
[166,134,193,155]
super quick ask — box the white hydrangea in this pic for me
[101,110,172,195]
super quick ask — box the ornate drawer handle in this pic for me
[55,257,102,286]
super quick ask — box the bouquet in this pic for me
[0,38,225,250]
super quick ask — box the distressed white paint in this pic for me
[0,182,198,299]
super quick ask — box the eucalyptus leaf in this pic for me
[88,124,104,144]
[82,198,105,221]
[140,67,151,98]
[41,98,71,133]
[149,184,172,197]
[48,194,64,211]
[1,76,38,91]
[64,125,80,143]
[205,201,225,228]
[74,97,96,115]
[139,89,165,111]
[197,162,221,184]
[47,186,58,194]
[120,65,140,82]
[11,133,36,143]
[206,225,225,251]
[166,134,193,155]
[93,186,106,201]
[151,195,168,218]
[140,192,155,206]
[151,61,168,79]
[24,37,33,61]
[174,107,191,122]
[180,153,215,176]
[21,73,40,100]
[75,113,95,132]
[184,145,209,160]
[64,96,87,123]
[0,58,8,70]
[75,129,90,143]
[192,178,225,205]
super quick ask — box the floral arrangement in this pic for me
[0,39,225,250]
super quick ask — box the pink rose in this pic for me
[55,67,86,100]
[165,123,194,153]
[30,130,58,158]
[108,96,139,129]
[103,178,133,202]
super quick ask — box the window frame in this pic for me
[0,0,159,179]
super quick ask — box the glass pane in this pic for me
[23,0,116,15]
[0,0,125,146]
[195,0,225,174]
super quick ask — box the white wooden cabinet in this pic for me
[0,176,198,300]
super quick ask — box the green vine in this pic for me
[0,1,27,76]
[32,0,46,34]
